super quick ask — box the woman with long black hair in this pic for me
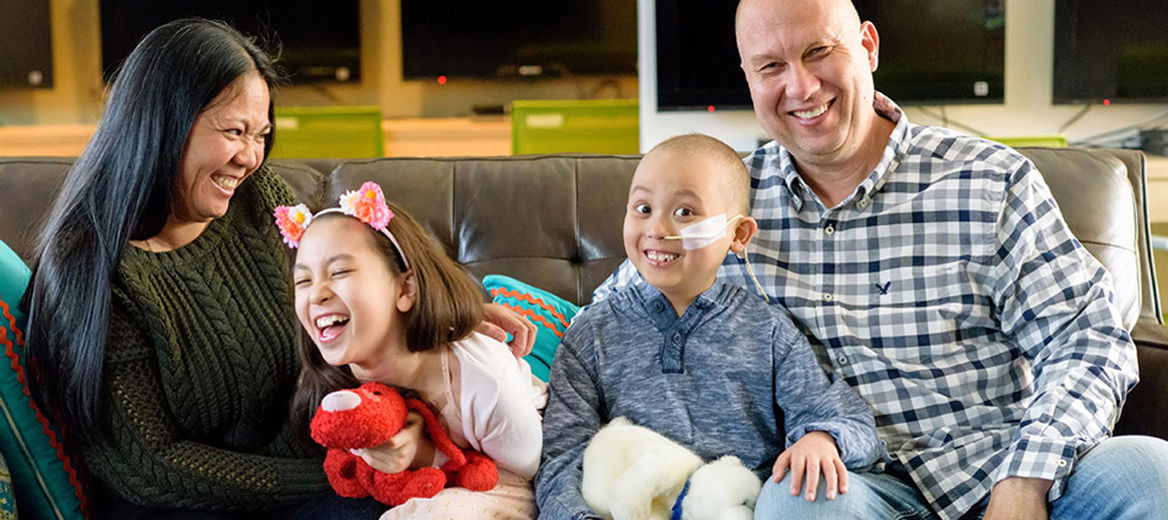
[20,18,385,519]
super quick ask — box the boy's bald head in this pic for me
[644,134,751,215]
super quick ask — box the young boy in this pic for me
[535,134,884,518]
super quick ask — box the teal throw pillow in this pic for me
[0,240,85,519]
[482,275,580,382]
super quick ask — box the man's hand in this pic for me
[772,431,848,501]
[983,477,1052,520]
[478,302,536,358]
[352,411,435,473]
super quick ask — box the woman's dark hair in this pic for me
[290,202,485,434]
[22,19,281,445]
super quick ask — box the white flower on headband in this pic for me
[338,182,394,231]
[273,203,313,248]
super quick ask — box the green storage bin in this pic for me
[511,99,638,155]
[988,135,1068,148]
[271,106,384,158]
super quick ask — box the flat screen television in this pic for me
[655,0,1005,111]
[1053,0,1168,104]
[0,0,53,89]
[99,0,360,84]
[400,1,637,80]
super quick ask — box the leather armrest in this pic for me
[1115,317,1168,438]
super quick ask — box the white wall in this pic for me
[638,0,1168,153]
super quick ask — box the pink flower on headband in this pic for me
[339,181,394,231]
[274,204,313,248]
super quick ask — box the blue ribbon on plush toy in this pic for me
[671,480,691,520]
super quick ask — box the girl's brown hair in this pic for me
[289,200,484,436]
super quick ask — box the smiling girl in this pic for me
[281,182,546,519]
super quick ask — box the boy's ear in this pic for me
[729,216,758,257]
[396,270,418,313]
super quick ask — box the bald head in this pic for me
[736,0,861,38]
[643,134,750,214]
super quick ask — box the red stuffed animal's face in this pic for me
[310,382,408,449]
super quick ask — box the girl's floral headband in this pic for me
[273,181,410,270]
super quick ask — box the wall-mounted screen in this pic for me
[1053,0,1168,104]
[401,0,637,80]
[100,0,361,84]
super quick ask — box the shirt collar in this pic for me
[776,92,912,212]
[630,273,727,327]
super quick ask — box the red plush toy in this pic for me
[310,381,499,506]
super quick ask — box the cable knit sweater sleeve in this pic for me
[86,297,329,509]
[84,168,331,509]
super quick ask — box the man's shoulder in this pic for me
[905,124,1031,175]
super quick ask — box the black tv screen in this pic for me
[401,1,637,80]
[656,0,1005,110]
[0,0,53,89]
[99,0,360,84]
[1053,0,1168,104]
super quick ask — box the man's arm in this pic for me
[985,159,1139,502]
[534,322,606,519]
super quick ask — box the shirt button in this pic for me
[825,225,835,235]
[838,355,849,365]
[823,293,834,302]
[671,332,683,343]
[857,199,869,208]
[654,301,665,313]
[1058,459,1068,468]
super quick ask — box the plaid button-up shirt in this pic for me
[594,96,1138,520]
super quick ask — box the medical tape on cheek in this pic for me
[663,214,744,250]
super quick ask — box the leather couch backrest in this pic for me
[325,156,639,305]
[0,149,1159,323]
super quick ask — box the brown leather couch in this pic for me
[0,149,1165,441]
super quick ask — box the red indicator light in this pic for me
[437,75,447,85]
[707,105,716,112]
[1103,98,1110,106]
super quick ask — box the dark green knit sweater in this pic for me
[87,167,330,509]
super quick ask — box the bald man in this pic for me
[589,1,1168,519]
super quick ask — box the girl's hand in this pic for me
[478,303,536,358]
[352,411,435,473]
[772,431,848,502]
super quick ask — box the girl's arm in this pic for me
[461,338,544,478]
[353,411,437,472]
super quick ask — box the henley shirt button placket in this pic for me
[663,330,686,373]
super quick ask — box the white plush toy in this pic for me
[582,417,763,520]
